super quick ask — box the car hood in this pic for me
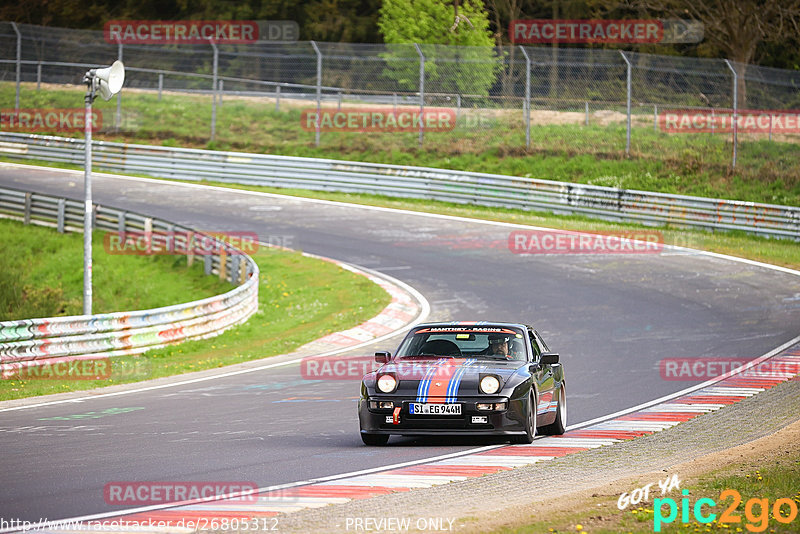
[373,357,526,398]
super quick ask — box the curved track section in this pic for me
[0,163,798,524]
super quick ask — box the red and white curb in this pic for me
[26,345,800,533]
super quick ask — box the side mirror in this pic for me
[540,352,560,365]
[375,351,391,364]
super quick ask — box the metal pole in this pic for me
[116,41,122,130]
[11,22,20,110]
[620,51,632,156]
[654,104,658,131]
[414,43,425,148]
[83,87,94,315]
[724,60,738,169]
[519,46,531,148]
[393,92,397,112]
[456,93,461,121]
[310,41,322,147]
[210,40,218,142]
[585,101,589,126]
[37,63,41,90]
[219,80,224,106]
[158,73,163,101]
[275,85,280,112]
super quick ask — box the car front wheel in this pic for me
[511,393,536,444]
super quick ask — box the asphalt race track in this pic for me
[1,164,799,523]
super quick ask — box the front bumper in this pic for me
[358,395,527,436]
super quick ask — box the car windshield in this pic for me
[395,326,528,361]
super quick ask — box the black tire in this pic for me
[511,393,536,444]
[361,433,389,446]
[539,383,567,436]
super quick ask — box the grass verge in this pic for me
[3,82,799,206]
[493,445,800,533]
[0,217,231,320]
[0,220,391,401]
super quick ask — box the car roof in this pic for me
[412,321,533,330]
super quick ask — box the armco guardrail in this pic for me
[0,185,259,375]
[0,132,798,239]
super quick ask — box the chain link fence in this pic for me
[1,22,800,170]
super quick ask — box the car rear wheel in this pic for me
[539,383,567,435]
[511,393,536,444]
[361,433,390,446]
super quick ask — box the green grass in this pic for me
[4,82,800,207]
[0,218,231,320]
[0,219,391,401]
[490,456,800,533]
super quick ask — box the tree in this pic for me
[377,0,501,97]
[626,0,800,106]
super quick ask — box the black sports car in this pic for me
[359,322,566,445]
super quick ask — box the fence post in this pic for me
[219,79,224,106]
[158,73,163,101]
[210,40,219,142]
[37,62,41,91]
[310,41,322,147]
[414,43,425,148]
[11,22,21,110]
[620,51,632,156]
[456,93,461,121]
[275,85,281,112]
[393,92,397,112]
[585,101,589,126]
[519,46,531,148]
[116,41,122,131]
[724,59,738,169]
[337,91,342,110]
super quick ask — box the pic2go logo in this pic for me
[653,489,798,532]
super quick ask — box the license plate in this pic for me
[409,403,462,415]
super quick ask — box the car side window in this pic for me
[528,330,541,358]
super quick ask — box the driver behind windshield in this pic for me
[487,334,512,358]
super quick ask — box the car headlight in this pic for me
[376,374,397,393]
[479,375,501,394]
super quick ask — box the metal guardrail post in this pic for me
[519,46,531,148]
[585,101,589,126]
[36,62,41,90]
[275,85,281,111]
[23,192,31,224]
[210,40,218,142]
[57,198,65,233]
[724,59,738,169]
[118,210,126,233]
[414,43,425,148]
[11,22,21,110]
[204,254,212,275]
[310,41,322,147]
[158,73,163,101]
[620,51,632,157]
[219,80,224,106]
